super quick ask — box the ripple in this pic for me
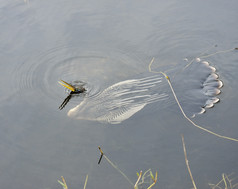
[12,43,224,121]
[13,45,144,109]
[66,57,224,124]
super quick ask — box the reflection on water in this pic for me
[1,0,238,188]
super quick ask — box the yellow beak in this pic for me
[58,80,75,92]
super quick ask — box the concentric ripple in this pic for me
[13,45,143,109]
[13,44,223,122]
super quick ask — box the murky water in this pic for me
[1,0,238,188]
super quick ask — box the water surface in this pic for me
[1,0,238,188]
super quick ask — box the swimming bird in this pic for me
[60,60,223,124]
[58,80,86,110]
[67,75,169,124]
[58,80,86,94]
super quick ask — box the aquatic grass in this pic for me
[149,47,238,142]
[98,146,158,189]
[134,169,158,189]
[182,135,238,189]
[209,173,238,189]
[58,140,237,189]
[58,175,88,189]
[58,147,158,189]
[58,176,68,189]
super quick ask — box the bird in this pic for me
[67,75,169,124]
[58,80,86,110]
[59,59,223,124]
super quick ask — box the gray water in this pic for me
[1,0,238,188]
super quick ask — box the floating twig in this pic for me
[149,55,238,142]
[97,146,134,186]
[181,135,197,189]
[199,48,237,59]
